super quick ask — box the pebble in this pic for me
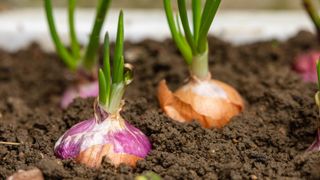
[7,168,43,180]
[232,138,239,143]
[250,175,258,180]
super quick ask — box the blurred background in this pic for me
[0,0,316,51]
[0,0,305,10]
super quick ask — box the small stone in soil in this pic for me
[250,174,258,180]
[7,168,43,180]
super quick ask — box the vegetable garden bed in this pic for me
[1,31,319,179]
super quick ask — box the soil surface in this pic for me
[1,31,320,179]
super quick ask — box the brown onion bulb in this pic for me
[158,76,244,128]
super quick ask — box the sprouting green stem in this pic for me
[176,14,183,36]
[198,0,221,53]
[113,11,124,84]
[108,83,125,114]
[190,50,209,80]
[163,0,193,64]
[178,0,196,53]
[103,33,111,106]
[98,12,131,115]
[68,0,81,59]
[163,0,220,70]
[44,0,77,69]
[192,0,201,45]
[98,69,107,105]
[303,0,320,40]
[82,0,111,70]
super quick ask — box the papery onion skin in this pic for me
[54,104,151,168]
[293,51,320,82]
[158,78,244,128]
[76,143,143,167]
[61,81,99,109]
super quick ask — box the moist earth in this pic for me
[0,31,320,179]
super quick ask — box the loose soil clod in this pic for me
[0,33,320,179]
[7,168,43,180]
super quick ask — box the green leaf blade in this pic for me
[113,56,124,84]
[98,69,107,105]
[113,10,124,83]
[44,0,77,69]
[82,0,111,70]
[163,0,193,64]
[192,0,201,46]
[177,0,196,52]
[197,0,221,53]
[108,83,125,114]
[68,0,81,59]
[103,32,111,105]
[303,0,320,32]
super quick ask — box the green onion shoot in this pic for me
[54,11,151,168]
[158,0,244,128]
[44,0,111,108]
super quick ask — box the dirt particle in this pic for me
[250,174,258,180]
[7,168,43,180]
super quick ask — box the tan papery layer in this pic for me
[76,144,142,168]
[157,79,244,128]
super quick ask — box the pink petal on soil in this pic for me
[307,129,320,152]
[293,51,320,82]
[61,81,99,108]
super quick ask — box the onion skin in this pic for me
[54,102,151,168]
[293,51,320,82]
[76,144,142,167]
[158,77,244,128]
[54,118,96,159]
[61,81,99,109]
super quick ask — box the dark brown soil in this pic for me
[1,31,320,179]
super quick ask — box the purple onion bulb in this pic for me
[54,101,151,168]
[293,51,320,82]
[61,81,99,109]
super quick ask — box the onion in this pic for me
[158,75,244,128]
[55,11,151,168]
[160,0,243,128]
[54,100,151,168]
[61,81,99,109]
[293,51,320,82]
